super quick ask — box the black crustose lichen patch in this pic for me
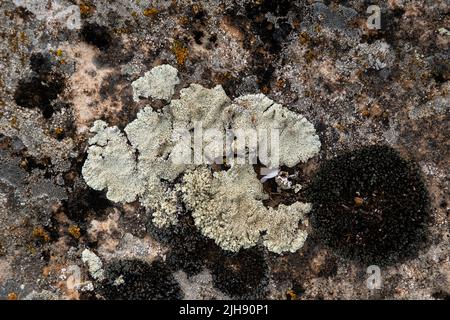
[99,259,182,300]
[211,248,269,299]
[80,23,133,68]
[14,53,65,118]
[81,23,113,51]
[148,214,221,277]
[63,187,111,225]
[29,52,53,74]
[306,145,431,265]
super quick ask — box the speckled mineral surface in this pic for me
[0,0,449,301]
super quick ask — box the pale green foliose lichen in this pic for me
[131,64,180,102]
[82,80,321,253]
[182,165,310,253]
[81,248,105,281]
[81,121,143,203]
[228,94,321,167]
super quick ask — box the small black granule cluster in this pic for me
[99,259,182,300]
[14,52,65,118]
[306,145,431,265]
[211,248,269,299]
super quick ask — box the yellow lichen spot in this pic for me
[19,31,28,44]
[19,158,28,170]
[25,243,36,254]
[54,127,64,137]
[113,27,132,35]
[32,226,50,242]
[68,225,81,239]
[299,32,310,45]
[171,41,188,66]
[10,116,18,129]
[305,50,316,64]
[191,4,203,16]
[7,292,18,300]
[360,108,370,117]
[79,3,95,17]
[178,16,189,25]
[334,123,345,131]
[354,197,364,206]
[286,289,298,300]
[314,24,322,33]
[143,7,159,17]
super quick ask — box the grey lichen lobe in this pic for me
[82,81,321,253]
[81,248,105,281]
[131,64,180,102]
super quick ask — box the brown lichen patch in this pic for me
[3,6,33,22]
[260,85,270,94]
[79,2,96,18]
[353,196,364,207]
[61,43,120,133]
[9,116,18,129]
[191,3,204,17]
[7,292,18,300]
[298,31,310,45]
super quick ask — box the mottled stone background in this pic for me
[0,0,448,300]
